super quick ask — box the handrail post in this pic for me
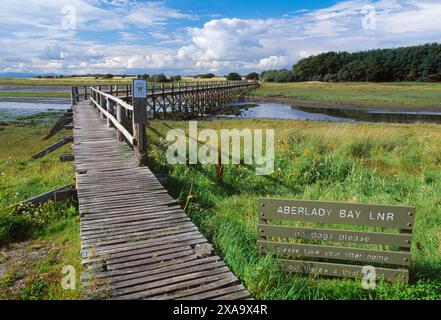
[107,98,116,128]
[71,87,77,106]
[116,103,126,142]
[99,93,106,120]
[132,79,148,166]
[75,87,80,103]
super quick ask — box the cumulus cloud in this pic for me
[176,0,441,73]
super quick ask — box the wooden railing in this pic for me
[72,80,259,165]
[71,84,132,105]
[90,87,134,143]
[88,87,148,165]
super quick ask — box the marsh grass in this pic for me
[0,114,81,299]
[147,119,441,300]
[0,115,74,209]
[253,82,441,109]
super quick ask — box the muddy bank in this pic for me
[0,85,70,93]
[247,95,441,113]
[245,96,441,124]
[0,97,70,104]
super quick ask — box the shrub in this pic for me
[194,73,215,79]
[0,201,78,245]
[151,74,170,83]
[261,69,295,83]
[170,75,182,82]
[245,72,259,80]
[226,73,242,81]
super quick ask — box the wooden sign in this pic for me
[133,79,147,98]
[258,198,416,283]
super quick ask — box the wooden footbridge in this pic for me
[70,80,257,300]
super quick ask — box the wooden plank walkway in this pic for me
[73,100,251,300]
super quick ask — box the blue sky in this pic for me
[170,0,340,19]
[0,0,440,75]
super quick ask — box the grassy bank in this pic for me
[252,82,441,110]
[0,113,81,299]
[146,119,441,300]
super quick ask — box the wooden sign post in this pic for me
[132,79,148,166]
[258,198,416,283]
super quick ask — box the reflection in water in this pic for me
[294,106,441,124]
[225,101,441,124]
[226,102,355,122]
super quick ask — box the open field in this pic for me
[252,82,441,110]
[0,114,80,299]
[146,119,441,300]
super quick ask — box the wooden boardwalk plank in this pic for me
[73,100,251,300]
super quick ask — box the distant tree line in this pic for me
[261,43,441,83]
[224,72,259,81]
[35,75,65,79]
[194,73,216,79]
[137,74,182,82]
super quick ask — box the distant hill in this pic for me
[262,43,441,83]
[0,73,66,78]
[0,73,37,78]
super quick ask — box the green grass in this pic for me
[0,113,81,299]
[146,119,441,300]
[0,92,70,98]
[0,119,74,211]
[252,82,441,110]
[0,213,82,300]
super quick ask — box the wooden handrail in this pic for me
[72,80,259,166]
[90,87,133,111]
[89,95,135,145]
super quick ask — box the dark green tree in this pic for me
[226,72,242,81]
[245,72,259,80]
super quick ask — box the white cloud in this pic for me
[256,56,289,69]
[175,0,441,74]
[0,0,440,75]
